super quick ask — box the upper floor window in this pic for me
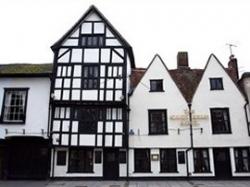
[234,148,250,172]
[81,34,105,47]
[210,78,223,90]
[1,88,28,124]
[150,79,163,92]
[210,108,231,134]
[193,148,210,173]
[82,65,99,89]
[148,110,168,134]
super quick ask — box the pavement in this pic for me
[0,180,250,187]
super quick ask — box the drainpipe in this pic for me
[244,101,250,135]
[186,103,194,178]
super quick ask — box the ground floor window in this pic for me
[68,148,93,173]
[234,147,250,172]
[193,148,210,173]
[134,149,151,172]
[160,149,177,172]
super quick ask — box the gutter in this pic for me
[244,101,250,135]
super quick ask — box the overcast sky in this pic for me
[0,0,249,74]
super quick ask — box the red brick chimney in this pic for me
[177,52,189,69]
[228,55,239,81]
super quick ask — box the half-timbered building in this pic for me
[49,5,134,179]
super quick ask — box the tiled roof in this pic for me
[0,63,52,76]
[130,67,238,103]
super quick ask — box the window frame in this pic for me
[193,148,211,173]
[68,148,94,173]
[160,149,178,173]
[210,77,224,90]
[210,108,232,134]
[57,150,67,166]
[234,147,250,173]
[148,109,168,135]
[134,149,151,173]
[80,34,105,47]
[0,88,29,124]
[149,79,164,92]
[81,65,100,90]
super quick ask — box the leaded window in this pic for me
[160,149,177,172]
[134,149,151,172]
[150,79,163,92]
[1,88,28,123]
[210,108,231,134]
[82,65,99,89]
[234,148,250,172]
[81,34,105,47]
[193,148,210,173]
[68,149,93,173]
[210,78,223,90]
[148,110,168,134]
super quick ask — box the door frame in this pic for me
[103,148,119,180]
[213,148,232,178]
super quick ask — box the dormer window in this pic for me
[81,34,105,47]
[150,79,163,92]
[210,78,223,90]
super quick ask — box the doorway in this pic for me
[103,149,119,179]
[213,148,232,178]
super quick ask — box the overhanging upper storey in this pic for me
[50,5,135,103]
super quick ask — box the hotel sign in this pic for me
[170,110,209,126]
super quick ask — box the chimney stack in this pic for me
[177,52,189,69]
[228,55,239,81]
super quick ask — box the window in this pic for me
[234,148,250,172]
[148,110,168,134]
[160,149,177,172]
[210,108,231,134]
[57,151,66,166]
[178,151,185,164]
[81,34,105,47]
[150,79,163,92]
[210,78,223,90]
[1,88,28,123]
[193,148,210,173]
[76,108,99,134]
[69,149,93,173]
[119,151,127,163]
[134,149,151,172]
[82,66,99,89]
[95,150,102,164]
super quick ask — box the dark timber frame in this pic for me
[49,5,135,179]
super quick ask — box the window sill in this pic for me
[193,171,212,174]
[0,121,25,125]
[159,171,179,173]
[67,171,94,174]
[235,171,250,173]
[212,132,232,135]
[148,133,168,135]
[133,171,152,173]
[149,90,165,92]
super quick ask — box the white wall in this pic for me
[0,77,50,139]
[129,55,189,148]
[192,55,250,147]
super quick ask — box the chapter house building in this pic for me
[0,5,250,180]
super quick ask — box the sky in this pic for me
[0,0,250,75]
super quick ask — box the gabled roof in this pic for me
[0,63,52,77]
[130,54,242,103]
[51,5,135,68]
